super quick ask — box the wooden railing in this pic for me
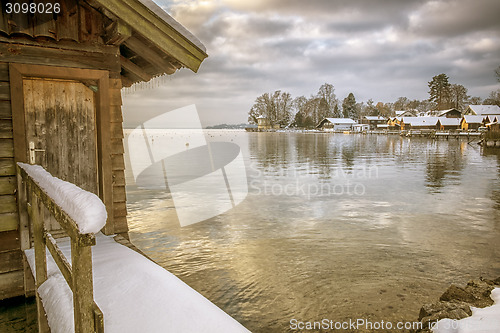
[17,164,104,333]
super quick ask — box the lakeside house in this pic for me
[316,118,357,131]
[387,117,402,130]
[437,108,462,118]
[257,115,280,130]
[461,115,485,131]
[437,118,461,131]
[399,117,439,130]
[464,105,500,116]
[361,115,387,130]
[353,124,370,132]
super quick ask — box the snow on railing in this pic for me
[17,163,107,234]
[17,163,105,333]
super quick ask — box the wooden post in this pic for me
[72,239,95,333]
[16,168,35,296]
[32,193,49,333]
[32,194,47,286]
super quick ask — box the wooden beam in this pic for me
[2,43,121,74]
[123,37,177,74]
[120,55,152,82]
[105,20,132,45]
[0,36,118,54]
[94,0,207,72]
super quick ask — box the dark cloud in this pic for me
[123,0,500,127]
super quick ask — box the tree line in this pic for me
[248,69,500,128]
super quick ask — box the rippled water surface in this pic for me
[125,130,500,332]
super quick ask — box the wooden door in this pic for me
[10,64,113,235]
[23,78,98,194]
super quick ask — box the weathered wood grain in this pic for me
[0,230,19,252]
[113,216,128,234]
[56,0,79,41]
[0,43,120,73]
[0,119,13,138]
[24,79,98,195]
[0,194,16,214]
[0,63,9,82]
[0,158,15,176]
[0,139,14,157]
[0,250,22,274]
[109,90,122,106]
[111,138,124,154]
[0,82,10,100]
[0,212,18,232]
[0,101,12,119]
[110,122,124,139]
[0,176,15,195]
[110,105,123,122]
[113,205,127,218]
[111,154,125,170]
[112,170,126,186]
[113,186,127,203]
[0,270,24,299]
[112,185,126,201]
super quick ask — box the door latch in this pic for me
[29,141,45,165]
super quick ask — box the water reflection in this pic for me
[127,131,500,333]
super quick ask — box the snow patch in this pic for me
[18,163,106,234]
[432,288,500,333]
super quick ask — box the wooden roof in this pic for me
[0,0,208,87]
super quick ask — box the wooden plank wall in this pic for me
[0,62,24,299]
[109,78,128,235]
[0,45,129,299]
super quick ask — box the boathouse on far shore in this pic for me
[0,0,207,300]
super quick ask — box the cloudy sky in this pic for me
[122,0,500,127]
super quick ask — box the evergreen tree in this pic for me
[428,73,451,110]
[342,93,357,119]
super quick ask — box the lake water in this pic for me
[124,130,500,332]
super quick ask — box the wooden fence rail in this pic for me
[17,164,104,333]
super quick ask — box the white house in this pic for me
[316,118,357,131]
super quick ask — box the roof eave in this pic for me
[94,0,208,73]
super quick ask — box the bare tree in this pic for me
[449,84,470,110]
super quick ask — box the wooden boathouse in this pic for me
[0,0,207,302]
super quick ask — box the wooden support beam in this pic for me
[120,55,152,82]
[124,37,177,75]
[105,20,132,45]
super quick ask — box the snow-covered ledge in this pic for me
[25,234,251,333]
[17,163,107,234]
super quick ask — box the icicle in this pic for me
[122,74,174,95]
